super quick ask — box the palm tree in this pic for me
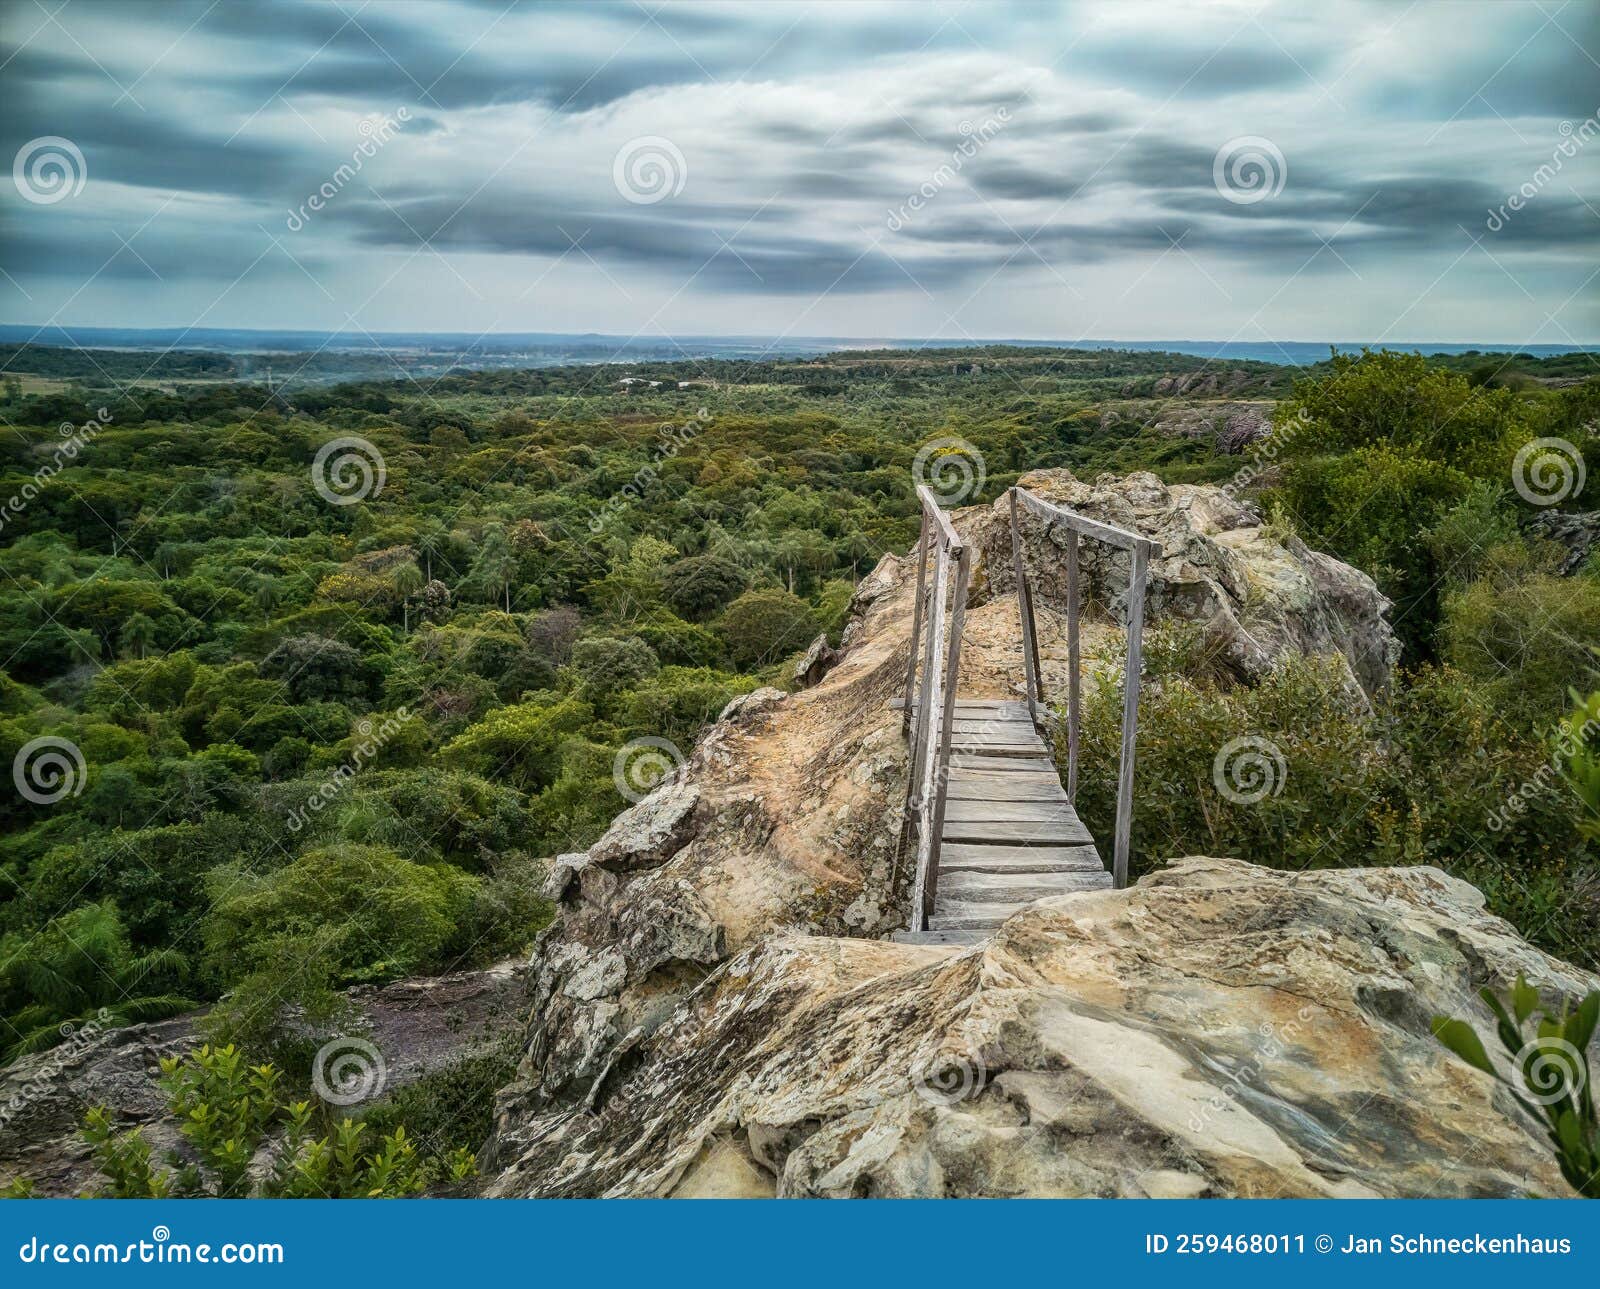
[2,902,195,1060]
[119,611,156,660]
[391,561,424,632]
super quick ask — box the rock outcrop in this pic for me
[973,470,1398,699]
[1,962,525,1196]
[483,471,1421,1192]
[485,858,1595,1198]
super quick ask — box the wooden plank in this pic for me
[934,844,1100,876]
[946,777,1064,802]
[940,871,1114,902]
[942,817,1095,845]
[899,513,928,732]
[1008,488,1043,724]
[939,846,1104,874]
[943,798,1083,824]
[948,718,1033,734]
[890,928,990,946]
[947,766,1062,783]
[1014,487,1159,555]
[949,742,1048,758]
[948,752,1056,772]
[1066,525,1081,804]
[914,485,964,550]
[908,543,949,931]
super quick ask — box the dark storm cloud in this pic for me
[1,0,1594,332]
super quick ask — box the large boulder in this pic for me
[484,858,1595,1198]
[972,469,1399,699]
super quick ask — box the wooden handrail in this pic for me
[1008,486,1158,889]
[900,486,969,932]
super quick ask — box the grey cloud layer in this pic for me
[1,0,1595,335]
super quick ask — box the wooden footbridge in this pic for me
[893,486,1159,946]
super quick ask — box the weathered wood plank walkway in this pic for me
[893,697,1109,946]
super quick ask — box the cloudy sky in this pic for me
[1,0,1597,343]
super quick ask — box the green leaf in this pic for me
[1565,991,1598,1054]
[1511,976,1539,1025]
[1432,1016,1497,1076]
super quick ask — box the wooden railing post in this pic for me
[1065,527,1081,804]
[1008,489,1043,727]
[1112,540,1150,890]
[923,544,969,927]
[900,513,929,735]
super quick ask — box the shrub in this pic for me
[203,844,477,989]
[1064,654,1598,968]
[569,635,660,699]
[662,554,747,621]
[70,1044,474,1198]
[718,588,818,669]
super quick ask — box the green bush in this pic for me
[718,588,818,669]
[203,844,477,989]
[67,1044,475,1198]
[1064,655,1599,968]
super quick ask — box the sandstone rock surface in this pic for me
[485,858,1595,1198]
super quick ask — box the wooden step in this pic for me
[943,798,1084,825]
[930,889,1110,931]
[945,777,1064,802]
[890,929,990,947]
[939,843,1103,872]
[948,752,1057,773]
[942,818,1096,845]
[939,870,1112,903]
